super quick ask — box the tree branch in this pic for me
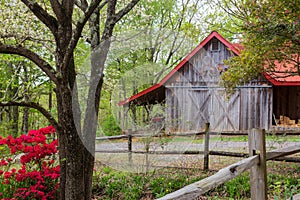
[63,0,107,69]
[20,0,58,37]
[75,0,88,11]
[50,0,64,21]
[0,44,58,84]
[0,101,59,131]
[115,0,140,23]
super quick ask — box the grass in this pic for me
[92,163,208,199]
[92,161,300,200]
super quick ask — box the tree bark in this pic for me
[22,64,29,134]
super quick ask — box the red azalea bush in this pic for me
[0,126,59,199]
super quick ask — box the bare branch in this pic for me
[0,101,59,130]
[75,0,88,11]
[115,0,140,23]
[50,0,63,21]
[0,44,58,84]
[20,0,58,37]
[63,0,107,69]
[0,34,54,44]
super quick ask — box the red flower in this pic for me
[0,126,59,199]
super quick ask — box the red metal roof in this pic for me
[118,84,163,106]
[264,57,300,86]
[118,31,240,106]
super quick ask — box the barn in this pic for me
[119,31,300,132]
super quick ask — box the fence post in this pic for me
[128,129,132,166]
[203,123,210,171]
[248,129,267,200]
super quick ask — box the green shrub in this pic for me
[100,114,122,136]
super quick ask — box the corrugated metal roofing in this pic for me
[264,57,300,86]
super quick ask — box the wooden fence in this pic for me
[157,129,300,200]
[95,124,300,170]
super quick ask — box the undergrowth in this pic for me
[92,162,300,200]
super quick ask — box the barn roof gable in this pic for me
[119,31,300,106]
[118,31,240,106]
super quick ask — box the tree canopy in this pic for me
[220,0,300,89]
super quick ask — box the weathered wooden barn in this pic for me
[119,31,300,132]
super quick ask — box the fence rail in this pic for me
[157,155,260,200]
[157,129,300,200]
[96,129,300,141]
[96,125,300,170]
[95,127,300,199]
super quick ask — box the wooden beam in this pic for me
[96,135,128,140]
[248,129,267,200]
[266,145,300,160]
[157,155,259,200]
[203,123,210,170]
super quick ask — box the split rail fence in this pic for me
[95,124,300,170]
[96,125,300,199]
[157,129,300,200]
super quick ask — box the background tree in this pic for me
[0,0,140,199]
[0,54,51,135]
[217,0,300,89]
[102,0,204,131]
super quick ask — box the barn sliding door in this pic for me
[166,88,241,132]
[210,89,240,131]
[166,87,271,133]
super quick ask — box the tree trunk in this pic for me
[56,77,85,200]
[11,106,19,136]
[22,106,29,133]
[55,15,85,198]
[82,8,105,199]
[22,64,29,133]
[7,62,19,136]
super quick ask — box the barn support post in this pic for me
[203,123,210,171]
[248,129,267,200]
[128,129,133,166]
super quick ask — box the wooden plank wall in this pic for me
[165,38,273,132]
[240,87,272,130]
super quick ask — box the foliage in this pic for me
[105,0,203,130]
[220,0,300,91]
[92,166,204,199]
[91,161,300,199]
[0,126,59,199]
[100,114,122,136]
[93,166,144,200]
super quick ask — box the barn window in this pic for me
[211,38,220,51]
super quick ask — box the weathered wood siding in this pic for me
[239,87,272,130]
[165,37,273,132]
